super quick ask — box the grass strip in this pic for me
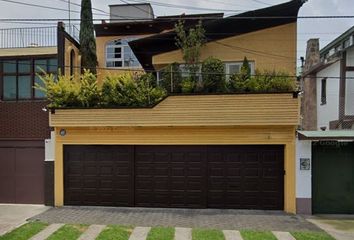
[46,224,87,240]
[241,230,277,240]
[96,225,132,240]
[0,221,48,240]
[192,228,225,240]
[291,231,336,240]
[146,227,174,240]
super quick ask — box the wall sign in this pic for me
[300,158,311,170]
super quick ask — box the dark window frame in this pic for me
[321,78,327,105]
[0,55,57,101]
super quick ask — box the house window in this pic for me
[70,50,75,76]
[1,57,57,101]
[106,38,141,68]
[321,78,327,105]
[225,62,255,79]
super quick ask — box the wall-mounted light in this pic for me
[59,129,67,137]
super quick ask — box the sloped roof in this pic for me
[129,0,306,70]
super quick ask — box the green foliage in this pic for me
[175,20,206,77]
[201,57,226,93]
[101,73,166,107]
[229,69,295,93]
[229,57,251,91]
[77,70,100,107]
[80,0,97,74]
[159,63,182,93]
[35,74,80,108]
[246,70,296,92]
[36,72,166,108]
[181,77,196,93]
[241,56,251,79]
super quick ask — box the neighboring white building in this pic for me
[296,26,354,215]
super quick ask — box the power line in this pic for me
[0,0,109,16]
[0,15,353,23]
[250,0,271,6]
[125,0,244,13]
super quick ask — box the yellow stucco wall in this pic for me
[53,126,297,213]
[64,38,81,77]
[153,23,297,74]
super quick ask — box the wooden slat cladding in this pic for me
[50,93,300,127]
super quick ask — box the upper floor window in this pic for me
[225,62,255,79]
[106,38,141,68]
[1,57,57,101]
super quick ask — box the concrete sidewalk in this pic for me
[307,216,354,240]
[0,204,49,236]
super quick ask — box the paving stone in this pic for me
[77,224,106,240]
[272,231,296,240]
[175,227,192,240]
[29,223,64,240]
[129,226,151,240]
[31,207,321,232]
[223,230,243,240]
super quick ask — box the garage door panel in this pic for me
[0,148,15,175]
[0,176,15,203]
[64,145,134,207]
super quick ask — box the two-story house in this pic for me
[49,0,305,214]
[297,27,354,214]
[0,24,79,205]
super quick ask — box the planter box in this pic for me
[49,93,300,128]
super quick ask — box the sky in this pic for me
[0,0,353,67]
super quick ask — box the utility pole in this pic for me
[68,0,71,33]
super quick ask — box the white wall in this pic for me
[346,47,354,66]
[45,131,55,162]
[296,139,312,198]
[346,71,354,116]
[316,61,340,130]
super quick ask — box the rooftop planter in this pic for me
[49,92,300,128]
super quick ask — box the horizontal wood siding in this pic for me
[50,93,299,127]
[55,126,295,145]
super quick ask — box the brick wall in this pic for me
[0,101,50,139]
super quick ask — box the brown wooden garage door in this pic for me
[0,141,45,204]
[64,145,284,209]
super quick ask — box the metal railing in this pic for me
[0,25,80,49]
[0,26,57,49]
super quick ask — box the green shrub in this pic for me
[36,71,166,108]
[35,73,81,108]
[181,77,196,93]
[159,63,183,93]
[228,57,251,92]
[77,71,100,107]
[229,69,295,93]
[247,70,296,92]
[101,73,166,107]
[201,57,226,93]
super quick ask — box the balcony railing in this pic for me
[0,25,79,49]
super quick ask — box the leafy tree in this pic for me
[175,20,206,79]
[80,0,97,74]
[241,56,251,79]
[229,56,251,91]
[201,57,226,92]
